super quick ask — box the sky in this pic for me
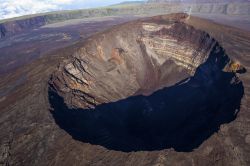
[0,0,144,20]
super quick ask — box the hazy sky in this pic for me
[0,0,144,20]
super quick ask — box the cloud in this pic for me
[0,0,76,19]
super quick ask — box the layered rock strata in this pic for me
[50,14,234,109]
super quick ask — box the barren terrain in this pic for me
[0,1,250,166]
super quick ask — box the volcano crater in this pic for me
[49,14,245,152]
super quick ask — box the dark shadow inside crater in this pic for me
[48,51,245,152]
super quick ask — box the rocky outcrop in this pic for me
[50,13,240,110]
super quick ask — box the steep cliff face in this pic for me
[0,25,6,38]
[0,16,47,39]
[50,14,237,109]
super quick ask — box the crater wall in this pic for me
[50,14,234,109]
